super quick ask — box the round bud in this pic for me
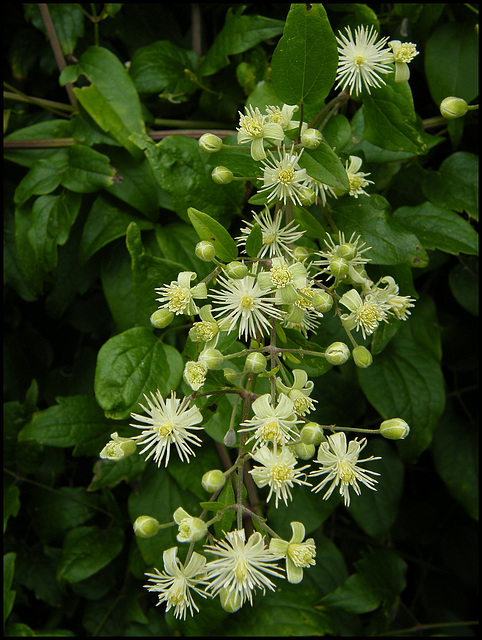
[294,442,316,460]
[220,587,243,613]
[325,341,351,365]
[298,187,316,207]
[150,309,175,329]
[300,422,325,446]
[195,240,216,262]
[199,348,224,370]
[225,261,248,279]
[301,128,322,149]
[224,368,238,384]
[198,133,223,152]
[245,352,267,374]
[212,166,234,184]
[336,242,357,261]
[223,428,237,448]
[311,291,333,313]
[440,96,468,119]
[100,432,137,461]
[352,345,373,368]
[291,246,310,261]
[202,469,226,493]
[379,418,410,440]
[329,257,349,279]
[133,515,160,538]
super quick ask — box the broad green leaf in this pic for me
[425,22,479,106]
[129,40,198,98]
[358,296,445,462]
[298,142,349,191]
[292,206,326,239]
[271,3,338,105]
[101,242,138,332]
[199,7,285,77]
[57,525,124,583]
[305,532,348,594]
[393,202,478,256]
[94,327,183,419]
[204,133,260,178]
[245,223,263,258]
[322,573,380,614]
[131,133,243,225]
[322,114,352,153]
[448,256,478,316]
[346,439,404,539]
[187,207,238,262]
[61,46,145,157]
[14,158,64,206]
[18,396,114,456]
[431,402,478,521]
[4,552,16,625]
[331,194,429,267]
[79,195,154,264]
[167,442,221,501]
[24,3,84,55]
[202,393,238,445]
[4,120,73,168]
[60,145,115,193]
[88,454,146,492]
[213,478,236,539]
[422,152,479,221]
[4,485,20,534]
[155,222,214,279]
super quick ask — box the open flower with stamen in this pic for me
[276,369,317,417]
[265,104,303,132]
[130,391,203,467]
[183,360,207,391]
[388,40,419,82]
[236,207,306,259]
[145,547,208,620]
[209,270,284,341]
[239,393,300,449]
[237,105,285,161]
[303,176,339,206]
[258,256,308,305]
[189,304,220,348]
[310,431,381,507]
[335,25,393,95]
[258,146,308,206]
[249,445,311,508]
[338,288,390,339]
[155,271,207,316]
[269,521,316,584]
[283,302,322,337]
[204,529,284,607]
[345,156,373,197]
[367,276,416,320]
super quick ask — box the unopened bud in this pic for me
[173,507,208,543]
[224,368,238,384]
[224,428,237,447]
[329,257,349,279]
[294,442,316,460]
[202,469,226,493]
[199,348,224,370]
[298,187,316,207]
[352,345,373,368]
[311,291,333,313]
[440,96,468,119]
[199,133,223,152]
[100,432,137,461]
[225,261,248,279]
[150,309,175,329]
[325,341,350,365]
[300,422,325,445]
[245,352,267,373]
[133,515,160,538]
[336,242,357,260]
[379,418,410,440]
[301,128,322,149]
[195,240,216,262]
[291,246,310,261]
[220,587,243,613]
[212,166,234,184]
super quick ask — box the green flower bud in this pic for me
[199,132,223,152]
[291,246,310,261]
[202,469,226,493]
[220,587,243,613]
[336,242,357,260]
[300,422,325,445]
[301,128,322,149]
[311,291,333,313]
[325,341,351,365]
[245,352,267,373]
[294,442,316,460]
[224,428,237,447]
[195,240,216,262]
[329,256,349,279]
[352,345,373,368]
[379,418,410,440]
[225,261,248,279]
[100,432,137,461]
[298,186,316,207]
[199,347,224,370]
[133,515,160,538]
[224,368,238,384]
[212,166,234,184]
[150,309,175,329]
[440,96,468,119]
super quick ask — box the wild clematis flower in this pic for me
[269,521,316,583]
[258,145,308,206]
[276,369,317,416]
[236,207,306,259]
[265,103,304,132]
[100,432,137,461]
[189,304,221,348]
[155,271,207,316]
[239,393,300,449]
[338,288,390,339]
[310,431,381,507]
[237,105,285,161]
[183,360,207,391]
[173,507,208,543]
[345,156,374,197]
[313,231,371,285]
[388,40,419,82]
[366,276,416,320]
[257,256,308,304]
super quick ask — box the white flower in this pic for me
[189,304,220,348]
[249,445,311,508]
[258,146,308,206]
[338,288,390,339]
[335,25,393,96]
[388,40,419,82]
[366,276,416,320]
[313,231,371,285]
[145,547,208,620]
[282,301,322,338]
[236,207,305,259]
[209,270,284,341]
[173,507,208,543]
[265,104,302,131]
[276,369,317,417]
[204,529,284,607]
[155,271,207,316]
[183,360,207,391]
[310,431,381,507]
[239,393,300,449]
[100,432,137,461]
[257,256,308,305]
[130,391,203,467]
[269,521,316,584]
[345,156,373,197]
[237,105,285,161]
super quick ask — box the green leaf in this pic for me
[57,525,124,583]
[94,327,183,419]
[88,454,146,492]
[425,22,479,106]
[101,242,137,332]
[199,7,285,77]
[245,222,263,258]
[4,552,16,625]
[271,3,338,105]
[282,329,333,378]
[322,114,352,153]
[331,194,429,267]
[213,479,236,538]
[18,396,114,456]
[187,207,238,262]
[14,158,64,206]
[298,142,349,191]
[4,120,73,168]
[358,296,445,462]
[4,485,20,534]
[62,46,145,157]
[292,207,326,239]
[393,202,478,256]
[61,145,115,193]
[448,256,478,316]
[155,222,213,279]
[25,3,84,56]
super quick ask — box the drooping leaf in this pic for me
[245,222,263,258]
[187,207,238,262]
[298,142,349,191]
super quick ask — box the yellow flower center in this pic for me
[267,107,283,123]
[240,294,254,309]
[257,420,283,443]
[242,117,264,138]
[271,463,291,483]
[168,586,186,606]
[348,174,368,194]
[168,287,190,313]
[288,542,316,567]
[235,558,248,581]
[263,232,277,246]
[276,168,295,184]
[156,420,174,437]
[270,265,292,287]
[394,43,418,63]
[354,54,365,66]
[293,395,313,415]
[296,287,314,310]
[356,302,381,333]
[338,460,356,484]
[193,321,218,341]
